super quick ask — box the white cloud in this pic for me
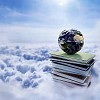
[92,20,100,36]
[0,6,25,17]
[0,34,9,43]
[54,0,74,6]
[0,43,99,100]
[84,19,100,43]
[0,21,98,43]
[0,0,99,43]
[0,24,62,43]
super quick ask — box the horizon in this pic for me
[0,0,100,43]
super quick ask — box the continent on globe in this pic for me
[58,29,84,55]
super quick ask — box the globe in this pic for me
[58,29,84,55]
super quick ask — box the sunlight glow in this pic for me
[55,0,73,6]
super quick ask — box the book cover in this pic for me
[50,57,95,66]
[50,51,95,63]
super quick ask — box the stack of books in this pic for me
[50,51,95,87]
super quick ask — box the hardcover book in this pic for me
[50,57,95,66]
[51,70,87,83]
[52,60,95,71]
[50,51,95,63]
[52,67,92,76]
[52,63,93,76]
[52,75,91,87]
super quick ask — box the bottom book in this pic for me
[53,78,91,88]
[51,73,91,87]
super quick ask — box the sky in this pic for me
[0,0,100,43]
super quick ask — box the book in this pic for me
[51,70,88,83]
[53,76,91,87]
[50,51,95,63]
[50,56,95,66]
[52,63,93,76]
[52,73,91,86]
[51,59,95,71]
[52,67,91,76]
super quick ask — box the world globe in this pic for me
[58,29,84,55]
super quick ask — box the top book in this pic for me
[50,51,95,63]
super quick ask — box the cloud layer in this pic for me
[0,0,100,43]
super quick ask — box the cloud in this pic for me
[0,38,100,100]
[0,24,61,43]
[0,0,100,43]
[92,20,100,34]
[0,0,77,25]
[90,20,100,41]
[0,34,9,43]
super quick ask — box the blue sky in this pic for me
[0,0,100,43]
